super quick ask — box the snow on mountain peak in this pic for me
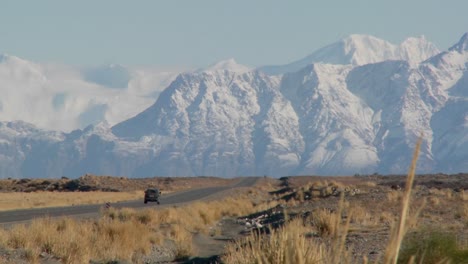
[340,34,396,65]
[399,35,440,65]
[203,58,251,73]
[343,34,389,47]
[449,32,468,53]
[258,34,440,75]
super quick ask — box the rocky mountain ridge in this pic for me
[0,33,466,178]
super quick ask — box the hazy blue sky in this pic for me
[0,0,466,67]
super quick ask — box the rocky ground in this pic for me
[186,173,468,263]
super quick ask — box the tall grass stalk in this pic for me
[384,136,422,264]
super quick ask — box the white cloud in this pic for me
[0,55,184,132]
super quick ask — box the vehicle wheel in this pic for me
[144,200,147,204]
[157,201,160,204]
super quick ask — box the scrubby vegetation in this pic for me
[398,230,468,264]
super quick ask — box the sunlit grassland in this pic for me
[0,191,145,211]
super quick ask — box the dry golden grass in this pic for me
[223,218,332,264]
[427,196,440,206]
[359,181,378,188]
[0,186,277,263]
[428,188,455,200]
[348,203,379,227]
[1,214,156,263]
[386,190,403,203]
[223,195,353,264]
[0,191,144,211]
[311,208,342,237]
[461,190,468,201]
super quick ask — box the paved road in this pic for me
[0,177,259,225]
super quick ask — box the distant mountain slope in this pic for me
[258,34,440,75]
[112,68,304,176]
[0,33,466,178]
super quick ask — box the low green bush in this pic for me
[398,229,468,264]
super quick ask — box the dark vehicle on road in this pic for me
[144,188,161,204]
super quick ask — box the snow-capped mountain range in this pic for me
[0,33,467,178]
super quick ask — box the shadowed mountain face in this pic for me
[0,33,467,178]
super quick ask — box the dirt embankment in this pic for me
[0,174,237,193]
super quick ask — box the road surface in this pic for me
[0,177,259,226]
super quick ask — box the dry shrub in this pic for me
[429,188,454,200]
[92,217,153,261]
[398,229,468,264]
[440,189,454,199]
[360,181,377,188]
[157,206,178,224]
[460,190,467,201]
[427,196,440,206]
[7,224,29,249]
[456,204,468,221]
[169,224,193,260]
[349,204,376,226]
[6,218,92,264]
[0,228,8,246]
[406,199,426,230]
[328,180,346,189]
[24,248,39,263]
[311,208,341,237]
[135,209,154,225]
[295,189,305,202]
[380,211,396,225]
[224,195,352,264]
[254,179,275,191]
[386,190,403,203]
[223,218,331,264]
